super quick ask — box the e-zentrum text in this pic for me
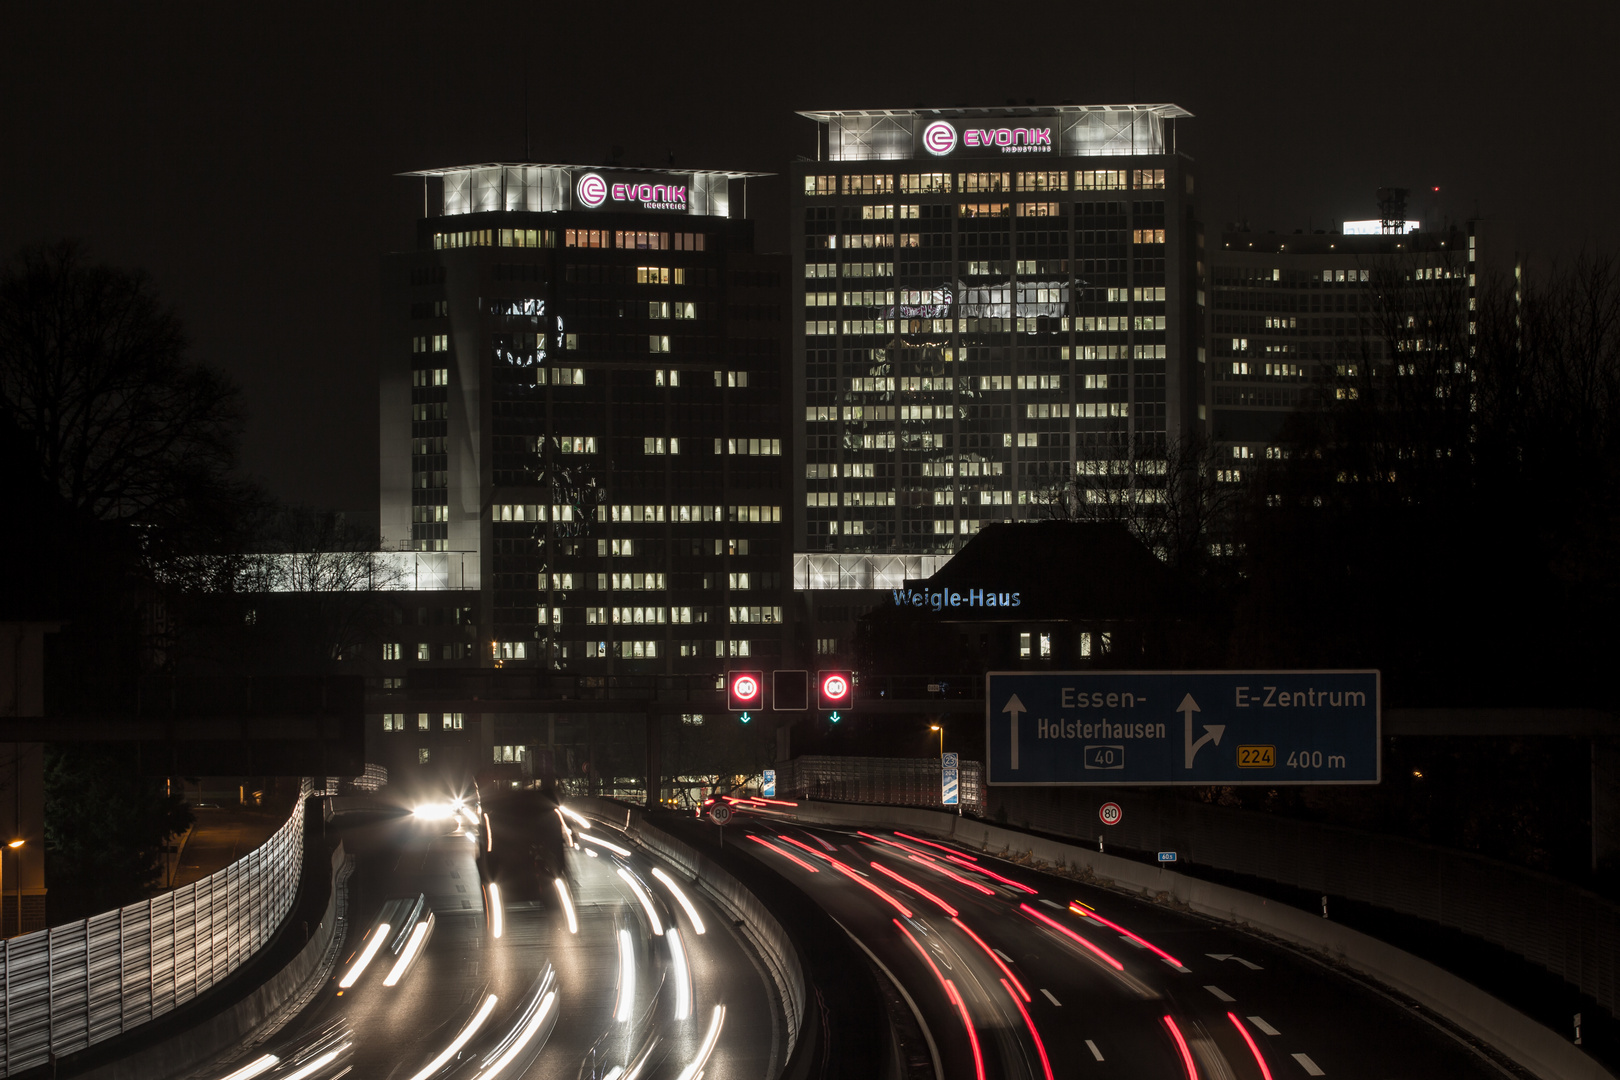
[1234,687,1367,707]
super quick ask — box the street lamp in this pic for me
[929,724,943,759]
[3,840,22,939]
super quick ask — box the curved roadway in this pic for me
[728,811,1509,1080]
[188,794,783,1080]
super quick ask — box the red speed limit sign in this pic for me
[1098,802,1123,826]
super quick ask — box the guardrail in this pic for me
[0,780,312,1076]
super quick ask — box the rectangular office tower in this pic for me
[1205,215,1511,461]
[380,163,788,672]
[792,105,1201,572]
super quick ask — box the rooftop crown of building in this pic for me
[798,104,1192,162]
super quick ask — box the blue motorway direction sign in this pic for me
[942,767,959,806]
[986,670,1379,786]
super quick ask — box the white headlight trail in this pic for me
[580,833,631,857]
[338,923,392,988]
[488,883,504,939]
[675,1005,726,1080]
[650,867,705,935]
[216,1054,278,1080]
[554,878,578,934]
[281,1045,349,1080]
[666,928,691,1020]
[404,994,498,1080]
[477,990,557,1079]
[615,928,636,1023]
[560,805,593,830]
[383,916,432,985]
[616,867,664,935]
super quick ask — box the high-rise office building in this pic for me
[379,162,788,677]
[788,106,1201,651]
[1205,213,1514,467]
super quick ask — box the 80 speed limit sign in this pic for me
[1098,801,1123,826]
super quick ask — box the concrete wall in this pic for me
[74,842,349,1080]
[769,799,1616,1080]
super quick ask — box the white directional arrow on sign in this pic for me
[1004,694,1027,769]
[1180,694,1226,768]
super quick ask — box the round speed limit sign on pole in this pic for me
[1098,802,1123,826]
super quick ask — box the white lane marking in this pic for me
[1165,960,1193,972]
[1208,951,1264,970]
[1085,1040,1104,1061]
[1249,1015,1280,1036]
[1040,988,1062,1006]
[1118,935,1148,949]
[1292,1052,1325,1075]
[1204,984,1236,1002]
[993,948,1013,963]
[1039,898,1065,910]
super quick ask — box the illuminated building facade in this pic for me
[788,106,1202,653]
[379,162,788,677]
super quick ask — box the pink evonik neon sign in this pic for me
[964,127,1052,149]
[923,122,1055,155]
[577,172,688,210]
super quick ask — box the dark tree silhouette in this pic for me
[0,240,255,563]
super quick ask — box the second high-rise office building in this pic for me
[789,105,1202,645]
[379,162,788,675]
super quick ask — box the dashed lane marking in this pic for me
[1039,898,1065,910]
[1248,1015,1280,1036]
[1039,988,1061,1006]
[1204,984,1236,1002]
[993,948,1013,963]
[1292,1052,1325,1075]
[1085,1040,1104,1061]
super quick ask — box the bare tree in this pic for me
[1235,250,1620,699]
[0,241,251,552]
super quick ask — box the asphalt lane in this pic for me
[190,799,783,1080]
[733,815,1506,1080]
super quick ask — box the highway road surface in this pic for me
[729,810,1509,1080]
[185,791,783,1080]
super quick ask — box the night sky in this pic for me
[4,2,1614,513]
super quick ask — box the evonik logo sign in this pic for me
[576,172,689,211]
[922,121,1054,156]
